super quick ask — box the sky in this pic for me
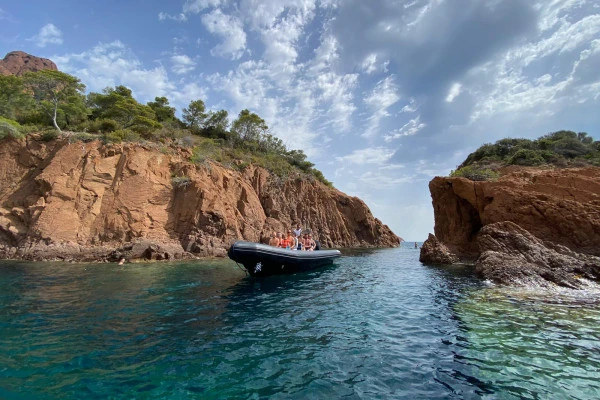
[1,0,599,241]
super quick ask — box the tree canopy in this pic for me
[22,70,86,132]
[0,70,333,187]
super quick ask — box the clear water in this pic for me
[1,245,599,399]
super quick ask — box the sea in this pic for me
[1,243,599,399]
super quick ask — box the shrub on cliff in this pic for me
[0,117,23,139]
[508,149,545,166]
[103,129,141,143]
[450,165,500,181]
[456,130,599,175]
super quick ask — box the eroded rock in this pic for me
[0,136,399,262]
[422,167,600,288]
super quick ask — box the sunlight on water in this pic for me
[455,287,600,400]
[0,248,599,399]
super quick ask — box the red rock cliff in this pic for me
[0,136,399,261]
[0,51,58,76]
[421,167,600,288]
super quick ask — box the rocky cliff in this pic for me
[0,51,58,76]
[420,167,600,288]
[0,136,399,261]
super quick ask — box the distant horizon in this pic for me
[1,0,598,240]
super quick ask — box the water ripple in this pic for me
[1,250,599,399]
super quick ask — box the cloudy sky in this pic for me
[1,0,599,240]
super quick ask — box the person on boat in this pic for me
[294,231,303,250]
[307,234,316,251]
[269,232,280,247]
[312,234,321,251]
[293,224,303,238]
[287,231,299,250]
[304,233,314,251]
[280,232,291,249]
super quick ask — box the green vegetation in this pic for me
[0,71,333,187]
[452,131,600,180]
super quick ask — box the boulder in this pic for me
[419,233,459,264]
[0,51,58,76]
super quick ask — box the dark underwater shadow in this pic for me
[227,263,339,297]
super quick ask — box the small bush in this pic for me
[171,175,192,188]
[508,149,545,166]
[40,130,60,142]
[450,165,500,181]
[552,138,589,159]
[191,139,222,165]
[312,169,333,187]
[97,119,119,133]
[69,133,99,143]
[0,117,24,139]
[103,129,140,143]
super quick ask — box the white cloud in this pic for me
[336,147,394,165]
[362,75,400,138]
[158,0,223,22]
[445,82,462,102]
[384,117,426,142]
[360,53,389,74]
[183,0,223,14]
[171,54,196,74]
[465,2,600,122]
[28,23,63,47]
[201,9,247,60]
[158,12,187,22]
[52,41,208,112]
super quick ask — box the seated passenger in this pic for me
[280,232,291,249]
[306,234,316,251]
[288,231,298,250]
[269,231,279,247]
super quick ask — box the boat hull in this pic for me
[228,241,341,277]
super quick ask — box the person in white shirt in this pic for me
[293,224,302,238]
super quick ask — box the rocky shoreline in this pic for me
[0,136,399,263]
[420,167,600,288]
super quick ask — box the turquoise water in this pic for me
[1,245,599,399]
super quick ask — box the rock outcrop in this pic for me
[419,233,458,265]
[421,167,600,288]
[0,51,58,76]
[0,136,399,262]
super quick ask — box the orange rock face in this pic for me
[0,136,399,261]
[0,51,58,76]
[420,167,600,287]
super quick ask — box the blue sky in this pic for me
[1,0,599,241]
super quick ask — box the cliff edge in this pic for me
[0,136,399,262]
[420,167,600,288]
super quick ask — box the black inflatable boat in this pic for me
[228,241,341,277]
